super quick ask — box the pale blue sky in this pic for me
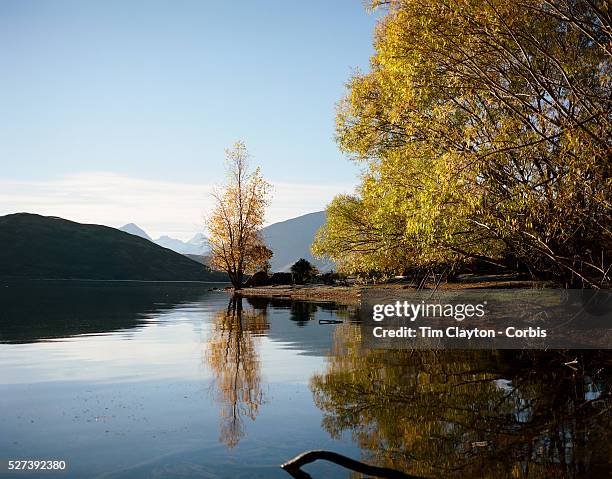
[0,0,378,237]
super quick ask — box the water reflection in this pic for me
[205,296,268,447]
[204,296,359,449]
[244,295,355,327]
[204,297,612,477]
[311,323,612,478]
[1,284,358,478]
[3,282,611,477]
[0,280,217,343]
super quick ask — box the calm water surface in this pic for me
[1,281,611,478]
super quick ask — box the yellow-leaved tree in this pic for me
[314,0,611,287]
[208,141,272,289]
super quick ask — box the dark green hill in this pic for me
[0,213,228,281]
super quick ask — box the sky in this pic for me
[0,0,378,239]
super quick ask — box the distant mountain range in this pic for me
[118,224,208,255]
[119,211,333,272]
[0,213,227,281]
[155,233,207,255]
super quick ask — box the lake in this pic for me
[1,281,611,478]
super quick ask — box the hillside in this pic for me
[0,213,228,281]
[262,211,334,272]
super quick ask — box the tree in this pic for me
[208,141,273,289]
[290,258,318,284]
[314,0,611,287]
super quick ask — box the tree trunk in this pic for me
[232,270,244,289]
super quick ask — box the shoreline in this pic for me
[235,284,362,305]
[235,279,543,306]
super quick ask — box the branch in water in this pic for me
[280,450,422,479]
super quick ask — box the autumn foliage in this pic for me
[313,0,611,287]
[208,142,272,288]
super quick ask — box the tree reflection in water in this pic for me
[311,323,612,478]
[244,296,355,327]
[205,296,268,447]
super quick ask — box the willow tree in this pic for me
[314,0,611,286]
[208,142,272,289]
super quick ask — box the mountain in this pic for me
[262,211,334,272]
[155,235,188,252]
[118,223,208,255]
[187,232,209,251]
[119,223,152,241]
[154,235,205,255]
[0,213,227,281]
